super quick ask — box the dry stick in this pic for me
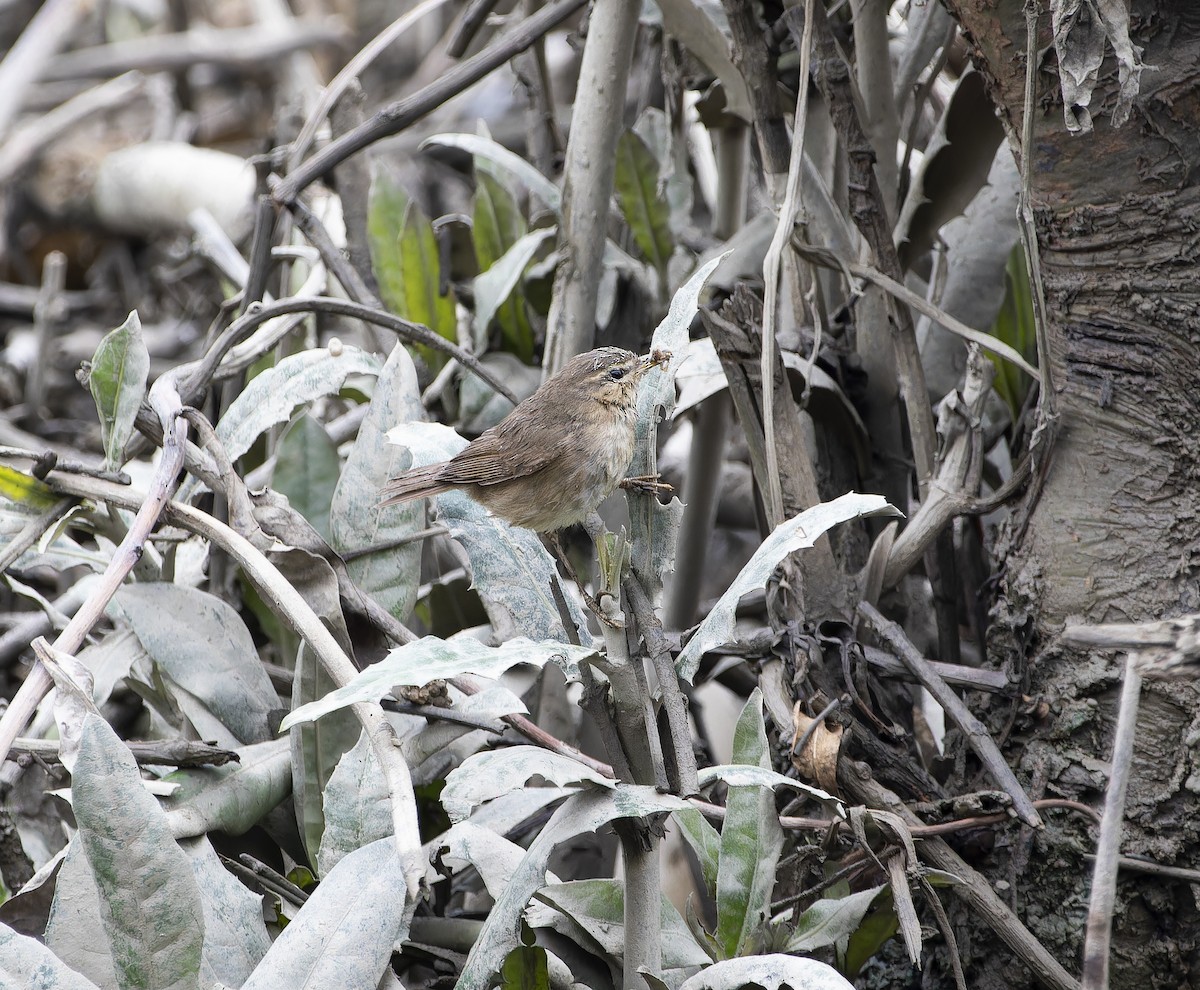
[281,192,381,308]
[0,71,145,186]
[181,296,519,405]
[1019,0,1056,423]
[623,572,699,796]
[0,498,74,572]
[8,736,239,768]
[841,764,1081,990]
[288,0,456,170]
[40,18,349,81]
[446,0,505,57]
[1081,652,1143,990]
[0,0,89,139]
[757,0,816,525]
[857,601,1042,829]
[274,0,589,204]
[798,5,936,493]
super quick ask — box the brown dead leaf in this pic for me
[791,702,844,796]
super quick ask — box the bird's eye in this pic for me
[608,366,626,380]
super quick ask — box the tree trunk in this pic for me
[941,3,1200,987]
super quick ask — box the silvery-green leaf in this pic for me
[240,837,410,990]
[87,310,149,469]
[111,584,279,745]
[0,922,101,990]
[697,764,839,807]
[678,955,855,990]
[181,837,271,987]
[317,730,393,877]
[457,789,689,990]
[163,738,292,839]
[421,133,562,212]
[441,748,614,823]
[330,343,425,621]
[72,715,205,990]
[473,228,553,350]
[628,254,727,591]
[216,345,381,474]
[388,421,590,642]
[43,837,114,988]
[437,821,548,899]
[280,637,596,730]
[677,493,901,681]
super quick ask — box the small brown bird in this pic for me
[380,347,669,532]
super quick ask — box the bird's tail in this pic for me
[378,465,454,507]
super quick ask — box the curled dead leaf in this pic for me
[791,702,844,796]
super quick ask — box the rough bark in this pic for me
[937,4,1200,988]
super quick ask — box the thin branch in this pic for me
[273,0,589,203]
[1082,651,1143,990]
[858,601,1042,828]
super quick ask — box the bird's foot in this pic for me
[619,474,674,498]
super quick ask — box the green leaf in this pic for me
[714,692,782,959]
[499,943,550,990]
[87,310,149,469]
[840,902,900,976]
[473,221,544,361]
[0,464,59,510]
[730,689,770,770]
[272,414,340,542]
[674,808,721,900]
[990,244,1037,418]
[368,171,457,369]
[527,879,712,969]
[786,885,888,953]
[676,493,902,682]
[473,170,535,356]
[614,129,673,280]
[421,133,562,213]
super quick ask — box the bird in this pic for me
[380,347,670,532]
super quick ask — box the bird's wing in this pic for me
[438,409,571,486]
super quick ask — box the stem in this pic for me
[543,0,641,371]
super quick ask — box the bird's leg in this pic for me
[543,531,623,628]
[619,474,674,498]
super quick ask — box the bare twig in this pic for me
[273,0,589,203]
[857,601,1042,828]
[624,572,699,795]
[8,736,239,768]
[1081,652,1143,990]
[0,0,90,139]
[41,18,349,82]
[288,0,456,170]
